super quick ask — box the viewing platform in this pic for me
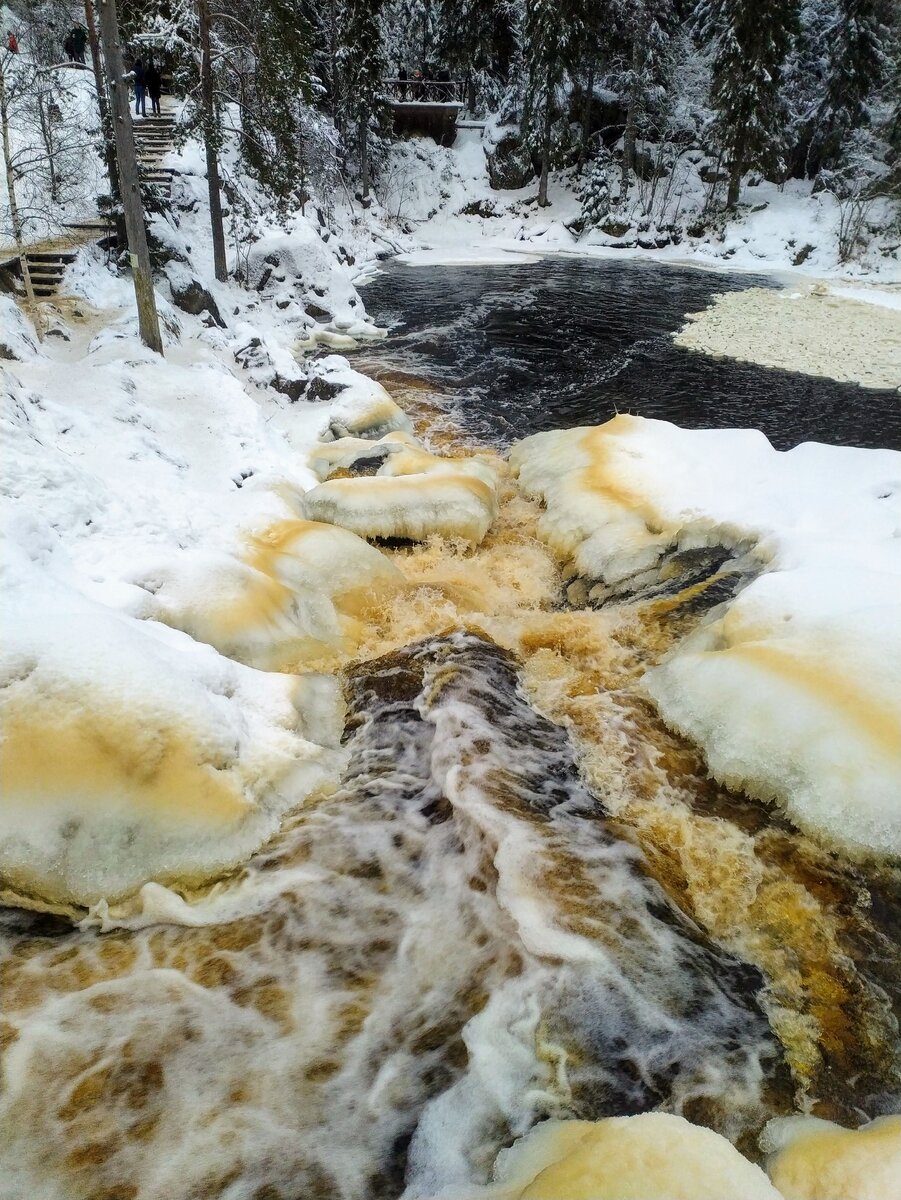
[383,79,464,146]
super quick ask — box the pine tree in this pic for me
[614,0,677,193]
[337,0,386,203]
[810,0,888,170]
[239,0,315,213]
[523,0,584,206]
[701,0,798,206]
[435,0,518,114]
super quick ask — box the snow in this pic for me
[0,178,425,907]
[0,539,346,907]
[762,1115,901,1200]
[511,415,901,859]
[377,131,900,284]
[445,1115,783,1199]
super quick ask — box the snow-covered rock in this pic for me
[762,1115,901,1200]
[511,415,901,859]
[0,550,345,909]
[127,519,405,670]
[475,1115,783,1200]
[301,432,500,544]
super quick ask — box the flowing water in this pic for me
[2,258,900,1200]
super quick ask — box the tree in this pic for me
[237,0,315,212]
[701,0,799,206]
[337,0,385,204]
[614,0,677,194]
[197,0,227,280]
[435,0,518,114]
[809,0,889,171]
[96,0,164,353]
[523,0,583,206]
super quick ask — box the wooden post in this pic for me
[84,0,126,247]
[96,0,164,354]
[198,0,227,282]
[359,107,370,205]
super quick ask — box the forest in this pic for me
[3,0,900,264]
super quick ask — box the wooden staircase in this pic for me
[133,111,178,201]
[24,250,78,299]
[8,104,180,301]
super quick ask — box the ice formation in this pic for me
[126,519,405,669]
[301,432,500,544]
[511,415,901,858]
[0,552,345,908]
[314,356,415,440]
[675,286,901,390]
[479,1115,783,1199]
[762,1115,901,1200]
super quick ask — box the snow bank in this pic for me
[0,295,40,361]
[127,519,404,669]
[478,1115,782,1200]
[676,285,901,390]
[511,416,901,858]
[0,547,345,908]
[0,232,412,907]
[762,1115,901,1200]
[247,219,378,337]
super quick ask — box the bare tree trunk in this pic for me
[198,0,227,282]
[36,93,60,202]
[620,43,640,198]
[580,58,595,166]
[0,59,36,306]
[84,0,125,247]
[537,74,552,207]
[97,0,163,354]
[359,108,370,205]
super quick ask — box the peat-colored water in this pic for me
[359,256,900,451]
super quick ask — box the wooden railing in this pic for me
[383,79,464,104]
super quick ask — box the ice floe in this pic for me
[511,415,901,858]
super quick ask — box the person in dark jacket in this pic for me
[145,60,162,115]
[70,25,87,63]
[7,30,19,53]
[132,56,146,116]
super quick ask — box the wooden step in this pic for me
[26,251,77,263]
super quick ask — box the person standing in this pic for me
[145,59,161,116]
[70,25,87,64]
[131,56,146,117]
[6,30,18,53]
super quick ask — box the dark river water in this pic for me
[359,256,900,451]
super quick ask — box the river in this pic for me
[1,258,899,1200]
